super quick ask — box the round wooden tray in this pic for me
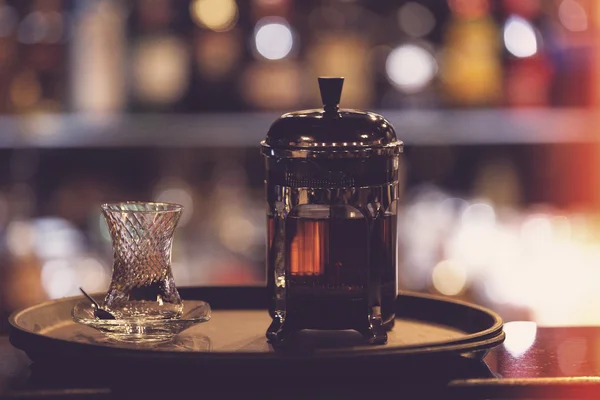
[9,288,504,379]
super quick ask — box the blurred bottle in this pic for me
[590,0,600,107]
[240,0,303,110]
[439,0,503,106]
[381,1,440,109]
[304,2,376,109]
[505,55,553,107]
[190,0,244,110]
[70,0,127,113]
[551,0,594,107]
[2,182,46,311]
[0,146,47,310]
[10,0,67,113]
[127,0,192,112]
[501,0,554,107]
[0,1,18,114]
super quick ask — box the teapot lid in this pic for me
[260,77,403,159]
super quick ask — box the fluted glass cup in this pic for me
[101,202,183,320]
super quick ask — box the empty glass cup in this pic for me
[101,202,184,320]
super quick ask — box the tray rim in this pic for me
[9,289,505,361]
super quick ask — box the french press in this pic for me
[261,77,403,344]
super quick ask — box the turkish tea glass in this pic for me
[101,202,183,320]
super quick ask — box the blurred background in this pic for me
[0,0,600,333]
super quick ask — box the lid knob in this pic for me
[318,77,344,113]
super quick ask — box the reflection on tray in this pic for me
[70,330,212,352]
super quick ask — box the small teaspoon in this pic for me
[79,288,116,320]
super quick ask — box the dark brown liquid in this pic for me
[267,212,397,330]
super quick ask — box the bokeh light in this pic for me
[77,256,109,293]
[254,17,294,60]
[386,44,437,93]
[558,0,588,32]
[190,0,238,32]
[15,9,64,44]
[557,337,587,375]
[397,2,435,38]
[33,218,85,260]
[131,35,190,105]
[461,202,496,228]
[240,61,302,109]
[503,321,537,357]
[41,259,78,299]
[218,213,257,254]
[6,220,35,257]
[521,215,553,251]
[17,12,48,44]
[503,15,538,58]
[447,220,498,270]
[551,215,572,241]
[432,259,467,296]
[154,179,195,227]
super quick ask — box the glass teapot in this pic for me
[261,77,404,344]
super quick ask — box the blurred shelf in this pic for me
[0,108,598,149]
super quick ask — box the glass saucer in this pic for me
[72,300,211,343]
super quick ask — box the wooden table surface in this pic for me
[4,325,600,399]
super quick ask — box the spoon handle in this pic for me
[79,287,101,308]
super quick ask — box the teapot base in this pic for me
[266,312,392,346]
